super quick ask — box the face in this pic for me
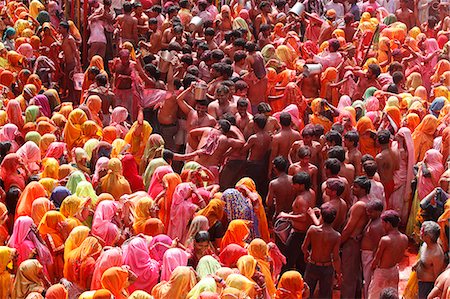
[303,134,312,145]
[342,117,352,128]
[120,54,130,64]
[325,185,336,198]
[300,155,310,165]
[344,137,353,149]
[215,90,229,104]
[366,69,374,80]
[194,240,209,255]
[237,105,247,117]
[58,25,68,34]
[195,103,208,116]
[366,207,379,220]
[352,183,363,198]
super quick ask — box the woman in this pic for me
[64,225,90,263]
[132,196,161,235]
[140,134,165,174]
[222,189,255,231]
[82,56,107,96]
[30,95,51,118]
[44,284,68,299]
[16,141,41,174]
[41,157,59,179]
[196,255,221,279]
[63,109,88,150]
[91,247,123,290]
[15,182,47,220]
[65,170,87,194]
[98,158,131,200]
[100,266,131,299]
[110,107,130,138]
[356,116,377,158]
[148,234,172,262]
[91,200,121,246]
[12,259,45,299]
[219,243,248,268]
[0,124,20,152]
[155,172,180,230]
[122,237,160,293]
[185,216,209,248]
[152,266,197,299]
[75,181,98,206]
[248,238,276,297]
[412,115,438,162]
[124,117,153,166]
[64,236,102,290]
[220,219,250,251]
[59,195,90,229]
[49,186,71,209]
[0,247,15,299]
[6,100,24,130]
[1,153,27,191]
[161,248,189,281]
[197,198,225,249]
[121,154,145,192]
[30,197,54,225]
[186,277,217,299]
[225,273,257,298]
[92,157,109,188]
[275,270,308,299]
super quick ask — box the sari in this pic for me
[64,225,90,263]
[92,157,109,188]
[310,98,332,132]
[1,153,26,191]
[41,158,59,179]
[90,142,112,172]
[75,181,98,206]
[6,100,24,130]
[123,237,160,293]
[152,266,197,299]
[85,96,103,126]
[160,248,189,281]
[236,255,257,281]
[25,132,41,147]
[49,186,71,209]
[124,120,153,165]
[248,238,276,296]
[225,274,256,298]
[275,45,297,70]
[431,59,450,83]
[81,121,102,144]
[196,255,221,279]
[441,127,450,162]
[30,197,53,225]
[167,183,198,241]
[17,141,41,173]
[412,115,438,162]
[121,154,145,192]
[197,198,224,228]
[222,188,254,225]
[186,277,217,299]
[44,142,67,160]
[275,271,305,299]
[147,165,174,198]
[111,139,129,159]
[140,134,165,174]
[63,109,88,150]
[384,106,402,133]
[0,246,15,299]
[83,56,107,95]
[219,244,247,268]
[64,236,102,290]
[30,95,51,118]
[133,196,156,234]
[39,134,56,156]
[148,234,172,262]
[36,121,56,136]
[143,158,169,191]
[110,107,129,138]
[102,126,117,144]
[356,116,378,158]
[12,260,45,299]
[100,267,129,299]
[91,200,120,246]
[99,158,131,200]
[0,124,20,152]
[220,220,250,251]
[59,195,87,229]
[15,182,47,220]
[44,284,68,299]
[43,89,61,111]
[320,67,339,105]
[185,216,209,248]
[159,173,182,230]
[84,139,100,160]
[90,247,123,290]
[129,291,153,299]
[38,178,57,196]
[66,171,87,194]
[404,113,420,133]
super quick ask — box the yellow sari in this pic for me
[124,120,153,166]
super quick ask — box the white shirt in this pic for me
[377,0,399,14]
[325,1,345,18]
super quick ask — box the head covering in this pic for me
[30,197,53,225]
[221,219,250,250]
[63,109,88,150]
[160,248,189,281]
[90,247,123,290]
[12,259,45,299]
[15,182,47,219]
[45,284,68,299]
[122,154,145,192]
[412,115,438,162]
[196,255,221,279]
[99,158,131,200]
[100,267,130,299]
[152,266,197,299]
[275,271,305,299]
[219,244,247,267]
[91,200,120,246]
[167,183,198,242]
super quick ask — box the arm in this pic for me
[132,19,139,44]
[371,238,386,270]
[340,204,363,244]
[69,39,81,70]
[176,85,195,115]
[266,181,275,208]
[431,252,445,279]
[333,235,342,281]
[241,136,255,156]
[268,138,279,176]
[301,227,312,261]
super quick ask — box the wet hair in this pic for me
[354,176,371,194]
[216,84,230,95]
[163,149,174,163]
[237,98,248,108]
[421,221,440,242]
[302,125,315,137]
[245,42,257,52]
[321,202,337,224]
[273,156,288,173]
[325,131,342,146]
[195,231,210,242]
[368,64,381,78]
[344,131,359,147]
[324,158,341,175]
[233,38,247,48]
[123,2,133,12]
[362,160,377,177]
[143,54,156,64]
[380,288,399,299]
[181,54,194,65]
[298,146,311,159]
[179,0,189,8]
[89,66,100,77]
[257,102,272,113]
[381,210,401,228]
[186,65,199,76]
[234,50,247,63]
[194,99,208,107]
[168,41,182,52]
[367,199,384,212]
[182,74,197,89]
[149,18,158,25]
[221,64,233,78]
[235,80,248,91]
[218,119,231,133]
[292,172,311,190]
[59,21,69,30]
[205,27,215,36]
[386,84,398,94]
[328,146,346,162]
[151,5,162,13]
[329,39,340,52]
[198,42,209,52]
[182,44,192,54]
[260,24,270,32]
[314,125,324,137]
[279,112,291,127]
[428,16,438,27]
[388,62,403,75]
[5,186,20,217]
[253,114,267,130]
[392,71,404,85]
[361,154,375,164]
[326,178,345,196]
[95,73,108,86]
[211,49,225,61]
[377,130,391,145]
[331,123,344,135]
[222,113,236,126]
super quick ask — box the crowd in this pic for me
[0,0,449,297]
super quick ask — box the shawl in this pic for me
[152,266,197,299]
[412,115,438,162]
[91,200,120,246]
[219,244,248,267]
[160,248,189,281]
[99,158,132,200]
[12,260,44,299]
[90,247,123,290]
[167,183,198,241]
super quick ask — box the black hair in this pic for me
[234,50,247,63]
[218,119,231,133]
[362,160,377,177]
[237,98,248,107]
[273,156,288,173]
[222,113,236,126]
[380,288,399,299]
[149,18,158,25]
[328,146,346,163]
[144,63,160,80]
[143,54,156,64]
[196,99,208,107]
[354,176,371,194]
[279,112,291,127]
[179,0,189,8]
[388,62,403,75]
[387,84,399,94]
[302,125,315,137]
[221,64,233,78]
[59,21,69,29]
[245,42,257,52]
[344,131,359,147]
[325,131,342,146]
[195,231,210,242]
[297,146,311,159]
[321,202,337,224]
[292,172,311,190]
[205,27,215,36]
[181,54,194,65]
[331,123,344,135]
[326,178,345,196]
[313,124,324,137]
[260,24,270,32]
[367,199,384,212]
[381,210,401,228]
[361,154,375,164]
[329,39,340,52]
[211,49,225,61]
[392,71,404,85]
[235,80,248,91]
[368,64,381,78]
[95,74,108,86]
[377,129,391,145]
[163,149,174,163]
[182,74,198,89]
[324,158,341,175]
[123,2,133,12]
[253,114,267,130]
[233,38,247,48]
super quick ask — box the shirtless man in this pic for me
[413,221,445,299]
[289,125,322,167]
[133,3,148,39]
[245,103,280,137]
[235,99,253,138]
[157,69,178,151]
[207,85,237,120]
[321,179,347,232]
[328,146,356,191]
[361,200,385,299]
[279,192,314,275]
[321,158,351,205]
[427,265,450,299]
[141,18,162,54]
[269,112,301,177]
[292,172,316,209]
[115,2,138,46]
[302,203,341,299]
[242,114,271,195]
[58,21,81,104]
[340,176,371,299]
[288,146,318,193]
[376,130,399,208]
[352,64,382,100]
[344,131,362,176]
[369,210,408,299]
[363,160,386,206]
[395,0,415,29]
[189,120,244,182]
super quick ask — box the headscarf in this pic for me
[15,182,47,219]
[248,238,276,296]
[417,149,444,200]
[219,243,247,267]
[75,181,98,206]
[275,45,297,70]
[406,72,422,93]
[232,17,252,41]
[222,188,254,224]
[30,197,53,225]
[0,124,20,152]
[66,170,87,194]
[37,210,66,252]
[92,200,120,246]
[430,97,447,117]
[186,277,217,299]
[122,154,145,192]
[441,127,450,162]
[196,255,221,279]
[148,165,174,198]
[63,109,88,150]
[110,107,129,138]
[275,271,305,299]
[124,120,153,165]
[431,60,450,83]
[25,131,41,147]
[0,246,15,299]
[412,114,438,162]
[167,183,198,242]
[99,158,132,200]
[102,126,117,144]
[29,0,45,18]
[356,116,377,158]
[6,99,24,129]
[44,142,67,160]
[12,259,45,299]
[43,89,61,111]
[41,157,59,179]
[1,153,26,190]
[221,219,250,251]
[160,247,189,281]
[63,225,89,263]
[148,234,172,262]
[44,284,68,299]
[83,56,107,92]
[30,95,51,118]
[140,134,165,174]
[152,266,197,299]
[404,113,420,133]
[225,274,256,297]
[197,198,224,227]
[90,247,123,290]
[310,98,332,132]
[92,157,109,187]
[129,291,152,299]
[86,95,103,126]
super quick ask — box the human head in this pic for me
[253,114,267,131]
[321,202,337,224]
[325,178,345,198]
[362,160,377,178]
[366,199,383,220]
[237,98,248,117]
[380,288,399,299]
[420,221,440,243]
[218,119,231,133]
[352,176,371,197]
[215,85,231,104]
[273,156,288,174]
[367,64,381,79]
[297,146,311,164]
[381,210,401,230]
[163,149,174,164]
[325,131,342,146]
[123,2,133,13]
[324,158,341,176]
[292,172,311,191]
[59,21,69,34]
[279,112,292,127]
[194,231,211,255]
[344,131,359,148]
[301,125,314,145]
[195,100,208,117]
[377,129,391,146]
[328,39,340,52]
[327,146,346,163]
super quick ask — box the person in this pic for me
[376,130,399,206]
[288,146,318,193]
[115,2,138,46]
[321,178,347,231]
[302,202,341,299]
[368,210,408,299]
[412,221,445,299]
[344,131,362,176]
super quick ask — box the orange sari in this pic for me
[412,115,438,162]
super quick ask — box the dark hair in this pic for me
[392,71,404,85]
[377,130,391,145]
[326,178,345,196]
[235,80,248,91]
[186,65,199,76]
[216,84,230,95]
[314,124,324,137]
[163,149,174,163]
[181,54,194,65]
[211,49,225,61]
[5,186,20,217]
[123,2,133,12]
[381,210,401,228]
[103,0,111,6]
[59,21,69,29]
[196,99,209,107]
[260,24,270,32]
[233,38,246,48]
[245,42,257,52]
[221,64,233,78]
[388,62,403,75]
[144,63,161,80]
[361,154,375,164]
[205,27,215,36]
[253,114,267,130]
[182,74,197,89]
[354,176,371,194]
[179,0,189,8]
[328,146,346,162]
[151,5,162,13]
[237,98,248,108]
[195,231,210,242]
[329,39,340,52]
[363,160,377,177]
[222,113,236,126]
[387,84,399,94]
[325,131,342,146]
[257,102,271,113]
[298,146,311,159]
[273,156,288,173]
[321,202,337,224]
[302,125,315,137]
[168,41,182,52]
[379,288,399,299]
[368,64,381,78]
[234,50,247,63]
[279,112,291,127]
[344,131,359,147]
[95,73,108,86]
[218,119,231,133]
[367,199,384,212]
[324,158,341,175]
[331,123,344,135]
[292,172,311,190]
[143,54,156,64]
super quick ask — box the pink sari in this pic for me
[0,124,20,152]
[110,106,130,138]
[160,247,188,281]
[418,149,445,200]
[167,183,198,241]
[91,200,120,246]
[148,234,172,263]
[273,104,303,130]
[123,237,160,293]
[16,141,41,173]
[148,166,174,199]
[90,247,123,290]
[44,142,67,160]
[91,157,110,188]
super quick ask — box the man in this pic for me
[312,38,343,70]
[413,221,445,299]
[58,21,81,103]
[376,130,399,208]
[115,2,138,46]
[344,131,362,176]
[352,64,382,100]
[269,112,301,177]
[340,176,371,299]
[369,210,408,299]
[288,146,318,193]
[324,0,344,18]
[289,125,322,167]
[427,265,450,299]
[361,200,385,299]
[133,2,149,39]
[207,85,237,120]
[363,160,386,206]
[321,158,350,205]
[87,0,107,59]
[139,18,162,54]
[292,172,316,208]
[302,203,341,299]
[86,74,115,127]
[395,0,415,29]
[318,10,337,45]
[322,178,347,231]
[235,98,253,138]
[328,146,355,192]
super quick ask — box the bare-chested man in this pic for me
[189,119,244,182]
[363,160,386,207]
[344,131,362,176]
[288,146,318,193]
[395,0,415,29]
[321,158,351,205]
[302,203,341,299]
[361,200,385,299]
[269,112,301,177]
[376,130,399,208]
[132,3,148,39]
[207,85,237,120]
[244,103,280,137]
[427,265,450,299]
[115,2,138,46]
[369,210,408,299]
[321,179,347,232]
[341,176,371,299]
[289,125,321,167]
[328,146,355,190]
[235,99,253,139]
[139,18,162,54]
[413,221,445,299]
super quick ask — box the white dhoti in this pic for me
[361,250,375,299]
[368,265,399,299]
[389,183,408,226]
